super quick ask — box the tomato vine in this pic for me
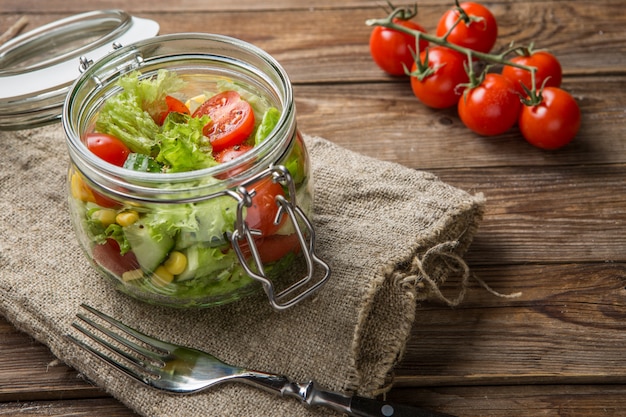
[366,1,581,149]
[367,4,539,97]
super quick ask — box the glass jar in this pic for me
[63,33,330,310]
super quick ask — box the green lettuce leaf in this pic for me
[254,107,281,146]
[95,70,185,155]
[155,112,216,172]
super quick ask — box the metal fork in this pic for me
[67,304,455,417]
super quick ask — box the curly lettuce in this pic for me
[95,70,186,155]
[156,112,216,172]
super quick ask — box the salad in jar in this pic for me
[68,69,310,307]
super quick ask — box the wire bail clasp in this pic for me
[230,165,330,310]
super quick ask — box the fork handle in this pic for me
[344,395,456,417]
[303,383,455,417]
[241,374,454,417]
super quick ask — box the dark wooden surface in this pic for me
[2,1,625,415]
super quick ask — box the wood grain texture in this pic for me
[2,0,626,416]
[294,77,626,169]
[2,2,626,82]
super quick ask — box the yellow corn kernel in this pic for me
[70,172,95,203]
[116,210,139,227]
[152,265,174,286]
[163,251,187,275]
[121,269,144,282]
[92,209,117,226]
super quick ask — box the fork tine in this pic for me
[71,317,164,369]
[69,304,175,384]
[79,304,173,352]
[66,332,158,384]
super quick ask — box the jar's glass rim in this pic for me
[63,33,296,189]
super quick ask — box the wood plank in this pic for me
[393,263,626,386]
[0,398,137,416]
[0,323,103,401]
[0,314,101,401]
[4,0,626,13]
[2,1,626,83]
[0,0,374,13]
[444,165,626,264]
[385,385,626,417]
[294,76,626,169]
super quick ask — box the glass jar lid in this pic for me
[0,10,159,130]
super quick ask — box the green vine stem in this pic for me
[366,5,541,102]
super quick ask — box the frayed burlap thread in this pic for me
[394,239,522,308]
[0,125,485,416]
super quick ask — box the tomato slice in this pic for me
[214,144,254,179]
[245,177,286,236]
[192,91,255,153]
[166,95,190,115]
[214,144,254,163]
[232,178,298,263]
[155,95,190,125]
[239,233,302,264]
[92,239,139,277]
[86,133,130,166]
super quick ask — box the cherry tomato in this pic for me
[256,234,302,264]
[236,233,302,264]
[235,179,301,264]
[458,73,521,136]
[410,47,469,109]
[214,144,254,163]
[92,238,139,277]
[86,133,130,166]
[155,95,191,125]
[214,144,254,178]
[369,18,428,76]
[192,91,255,153]
[91,189,121,209]
[436,2,498,53]
[518,87,580,150]
[502,51,563,95]
[245,177,286,236]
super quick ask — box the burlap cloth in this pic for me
[0,124,484,416]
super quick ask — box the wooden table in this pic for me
[2,1,625,415]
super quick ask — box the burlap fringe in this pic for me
[395,240,522,307]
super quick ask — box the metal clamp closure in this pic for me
[230,165,330,310]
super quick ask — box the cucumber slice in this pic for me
[177,245,237,281]
[124,221,175,272]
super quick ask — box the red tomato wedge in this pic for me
[86,132,130,166]
[233,178,301,264]
[239,233,302,264]
[192,91,255,153]
[166,95,190,115]
[155,95,191,125]
[245,177,287,236]
[214,144,254,163]
[92,239,139,277]
[214,144,255,178]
